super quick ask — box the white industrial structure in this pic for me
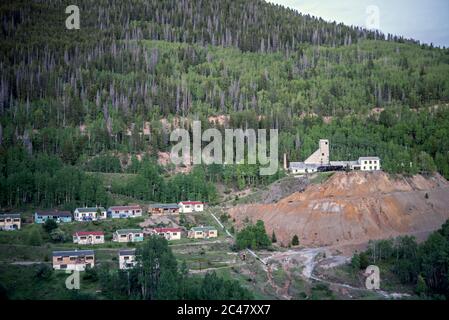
[287,139,381,175]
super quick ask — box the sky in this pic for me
[267,0,449,48]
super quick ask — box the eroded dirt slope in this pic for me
[229,172,449,247]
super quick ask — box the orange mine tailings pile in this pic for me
[229,172,449,247]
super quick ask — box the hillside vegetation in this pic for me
[1,0,449,210]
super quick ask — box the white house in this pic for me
[108,206,143,219]
[119,249,137,270]
[188,226,218,239]
[74,207,107,222]
[113,229,144,243]
[152,227,182,241]
[178,201,204,213]
[288,139,381,174]
[288,163,320,175]
[52,250,95,271]
[357,157,381,171]
[73,231,105,245]
[0,213,21,230]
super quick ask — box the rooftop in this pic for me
[0,213,21,218]
[108,205,141,211]
[119,249,136,256]
[115,229,142,234]
[36,211,71,217]
[53,250,94,257]
[73,231,104,236]
[191,226,217,232]
[150,203,179,209]
[359,157,381,161]
[75,207,106,213]
[289,162,320,170]
[154,227,182,233]
[180,201,203,205]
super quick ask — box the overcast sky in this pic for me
[267,0,449,48]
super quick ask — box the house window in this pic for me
[13,218,20,222]
[81,237,86,240]
[173,233,178,236]
[96,236,101,239]
[124,256,129,260]
[370,166,372,170]
[57,257,63,261]
[70,257,76,261]
[121,235,127,238]
[60,264,67,269]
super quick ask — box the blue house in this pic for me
[34,211,72,224]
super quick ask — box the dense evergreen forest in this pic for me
[1,0,449,210]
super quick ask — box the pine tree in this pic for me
[271,231,277,243]
[415,275,427,297]
[291,235,299,246]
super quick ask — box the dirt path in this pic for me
[9,261,48,265]
[261,247,411,300]
[189,263,245,274]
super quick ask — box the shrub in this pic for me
[291,235,299,246]
[43,219,58,233]
[27,229,43,246]
[34,264,52,280]
[49,229,67,243]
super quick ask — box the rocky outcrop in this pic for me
[229,172,449,247]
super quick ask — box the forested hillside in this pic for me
[1,0,449,210]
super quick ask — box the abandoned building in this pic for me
[287,139,381,175]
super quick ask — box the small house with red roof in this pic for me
[152,227,182,241]
[178,201,204,213]
[73,231,105,245]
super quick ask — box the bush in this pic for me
[27,229,43,246]
[43,219,58,233]
[271,231,277,243]
[49,229,67,243]
[291,235,299,246]
[359,252,370,270]
[83,267,98,282]
[351,253,361,270]
[220,213,229,223]
[34,264,52,280]
[235,220,271,250]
